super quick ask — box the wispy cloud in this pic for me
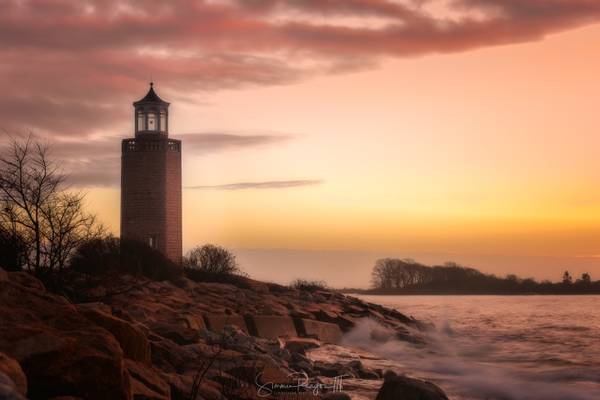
[178,132,292,154]
[186,179,323,190]
[0,132,293,187]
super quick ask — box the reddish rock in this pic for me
[150,321,199,345]
[0,272,132,400]
[0,371,27,400]
[125,360,170,400]
[315,309,356,332]
[180,314,206,331]
[283,338,321,354]
[301,319,343,344]
[249,315,297,339]
[0,352,27,397]
[77,301,112,315]
[160,373,222,400]
[8,271,46,291]
[204,314,248,334]
[79,307,151,364]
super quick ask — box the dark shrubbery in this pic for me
[70,236,180,281]
[0,228,26,271]
[182,244,248,285]
[69,236,121,275]
[291,279,328,292]
[183,244,241,275]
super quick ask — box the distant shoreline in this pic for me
[339,289,600,296]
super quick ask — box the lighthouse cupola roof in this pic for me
[133,82,170,136]
[133,82,170,107]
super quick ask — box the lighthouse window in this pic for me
[137,111,144,131]
[147,112,157,131]
[160,111,167,132]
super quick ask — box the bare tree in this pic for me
[0,136,103,274]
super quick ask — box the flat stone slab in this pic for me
[301,319,343,343]
[250,316,297,339]
[203,314,248,334]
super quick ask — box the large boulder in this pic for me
[0,270,132,400]
[376,371,449,400]
[79,307,151,363]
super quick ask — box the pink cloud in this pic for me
[1,0,599,138]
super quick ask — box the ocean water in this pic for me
[314,295,600,400]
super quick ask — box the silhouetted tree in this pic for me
[581,272,591,284]
[0,137,104,274]
[562,270,573,285]
[183,244,241,275]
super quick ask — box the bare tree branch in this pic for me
[0,135,104,273]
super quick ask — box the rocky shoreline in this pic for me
[0,268,448,400]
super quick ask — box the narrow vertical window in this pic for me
[160,111,166,132]
[147,112,157,131]
[137,111,144,131]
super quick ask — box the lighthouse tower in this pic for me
[121,83,182,264]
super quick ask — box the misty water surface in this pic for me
[335,295,600,400]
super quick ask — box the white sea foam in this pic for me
[336,296,600,400]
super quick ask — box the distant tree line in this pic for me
[365,258,600,295]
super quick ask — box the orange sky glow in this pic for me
[3,1,600,287]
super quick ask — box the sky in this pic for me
[2,0,600,287]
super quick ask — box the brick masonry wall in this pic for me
[121,137,182,264]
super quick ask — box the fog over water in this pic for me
[331,295,600,400]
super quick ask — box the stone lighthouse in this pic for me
[121,83,182,264]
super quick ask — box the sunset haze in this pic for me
[3,0,600,286]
